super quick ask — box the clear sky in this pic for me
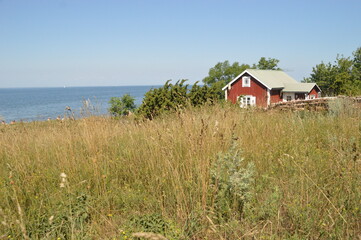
[0,0,360,88]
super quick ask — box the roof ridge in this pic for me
[247,69,283,71]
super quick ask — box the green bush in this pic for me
[108,94,136,116]
[136,80,220,119]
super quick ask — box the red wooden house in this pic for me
[222,69,321,108]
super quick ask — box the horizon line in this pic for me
[0,84,165,89]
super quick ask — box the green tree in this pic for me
[303,47,361,96]
[253,57,281,70]
[202,60,250,86]
[303,62,337,94]
[333,56,354,95]
[108,94,136,116]
[352,47,361,84]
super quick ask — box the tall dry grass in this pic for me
[0,102,360,239]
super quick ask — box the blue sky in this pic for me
[0,0,360,88]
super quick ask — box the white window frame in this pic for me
[242,76,251,87]
[283,93,295,102]
[239,95,256,108]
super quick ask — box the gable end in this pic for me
[222,70,271,91]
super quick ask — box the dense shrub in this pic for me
[136,80,220,119]
[108,94,136,116]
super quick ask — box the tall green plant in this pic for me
[188,82,219,106]
[108,94,136,116]
[210,142,255,221]
[136,80,219,119]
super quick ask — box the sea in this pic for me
[0,86,158,122]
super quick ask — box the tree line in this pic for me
[109,47,361,119]
[303,47,361,96]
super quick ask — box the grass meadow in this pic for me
[0,100,360,239]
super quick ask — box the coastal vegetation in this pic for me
[108,94,137,117]
[108,80,220,119]
[0,99,360,239]
[303,47,361,96]
[136,80,219,120]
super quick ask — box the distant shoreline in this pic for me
[0,85,162,90]
[0,86,154,122]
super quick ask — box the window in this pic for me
[239,95,256,108]
[309,94,316,99]
[286,96,292,101]
[242,76,251,87]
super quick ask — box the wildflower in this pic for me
[60,172,68,188]
[48,215,54,224]
[60,173,67,178]
[213,120,219,136]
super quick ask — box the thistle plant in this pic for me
[210,141,255,221]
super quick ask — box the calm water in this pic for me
[0,86,157,122]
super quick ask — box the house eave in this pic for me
[222,69,272,91]
[282,90,309,93]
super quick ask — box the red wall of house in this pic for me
[227,73,268,107]
[270,89,282,103]
[309,87,319,98]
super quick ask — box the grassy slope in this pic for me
[0,102,360,239]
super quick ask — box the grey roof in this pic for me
[246,69,297,89]
[222,69,320,93]
[282,83,318,92]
